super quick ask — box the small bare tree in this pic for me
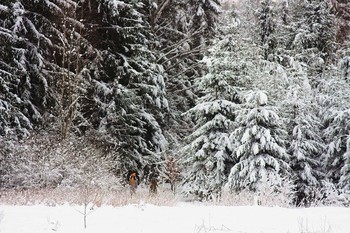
[164,156,180,194]
[77,183,102,229]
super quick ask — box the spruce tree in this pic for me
[0,0,63,138]
[287,90,324,205]
[182,16,241,199]
[190,0,222,43]
[322,108,350,185]
[275,50,326,205]
[256,0,277,60]
[149,0,223,147]
[339,136,350,192]
[0,2,22,138]
[319,43,350,191]
[227,91,290,192]
[288,0,337,87]
[338,40,350,80]
[331,0,350,44]
[79,0,168,176]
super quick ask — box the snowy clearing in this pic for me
[0,203,350,233]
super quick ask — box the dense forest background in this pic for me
[1,0,350,206]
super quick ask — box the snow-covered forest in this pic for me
[1,0,350,206]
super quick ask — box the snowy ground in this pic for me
[1,202,350,233]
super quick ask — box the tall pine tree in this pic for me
[79,0,168,177]
[182,15,241,199]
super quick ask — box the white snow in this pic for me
[0,203,350,233]
[0,4,8,12]
[257,91,268,106]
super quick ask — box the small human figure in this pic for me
[149,177,158,195]
[129,172,138,194]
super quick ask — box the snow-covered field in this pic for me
[1,203,350,233]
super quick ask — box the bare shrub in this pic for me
[213,178,295,207]
[216,189,256,206]
[297,217,332,233]
[310,181,350,207]
[163,155,181,193]
[0,185,180,206]
[1,132,120,190]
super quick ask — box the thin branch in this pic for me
[153,0,171,25]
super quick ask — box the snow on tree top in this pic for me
[246,91,268,106]
[257,91,268,106]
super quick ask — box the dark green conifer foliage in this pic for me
[77,0,168,175]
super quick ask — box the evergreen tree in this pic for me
[227,91,290,192]
[0,2,23,138]
[338,40,350,80]
[273,48,326,205]
[182,98,236,200]
[331,0,350,44]
[288,0,337,87]
[256,0,277,60]
[339,136,350,192]
[286,87,324,205]
[182,17,241,199]
[319,51,350,189]
[79,0,168,176]
[149,0,222,146]
[190,0,221,46]
[0,0,62,138]
[0,0,96,139]
[322,108,350,185]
